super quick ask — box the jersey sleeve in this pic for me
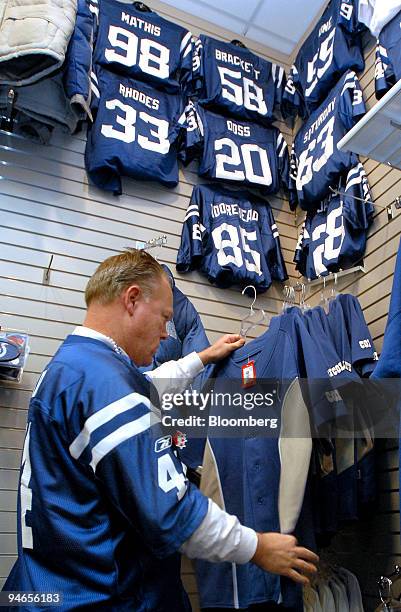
[179,101,204,165]
[187,36,204,95]
[293,221,308,277]
[339,296,378,377]
[339,72,366,129]
[338,0,363,35]
[374,39,395,99]
[178,30,195,91]
[288,143,299,211]
[272,64,286,110]
[176,187,206,272]
[342,162,374,229]
[276,130,291,193]
[281,65,305,121]
[68,375,209,557]
[265,206,289,282]
[64,0,97,121]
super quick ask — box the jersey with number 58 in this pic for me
[191,34,285,126]
[294,163,374,279]
[289,71,365,211]
[3,334,208,610]
[65,0,194,118]
[282,0,364,119]
[185,104,290,196]
[176,184,288,292]
[85,68,185,194]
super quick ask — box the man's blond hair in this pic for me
[85,249,167,306]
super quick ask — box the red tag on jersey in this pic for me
[242,360,256,388]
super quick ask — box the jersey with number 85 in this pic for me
[289,71,365,211]
[85,68,185,194]
[176,184,288,292]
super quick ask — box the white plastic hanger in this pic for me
[239,285,267,338]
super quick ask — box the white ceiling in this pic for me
[162,0,328,56]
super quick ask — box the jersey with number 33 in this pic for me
[176,184,288,292]
[282,0,364,119]
[289,71,365,211]
[85,67,186,194]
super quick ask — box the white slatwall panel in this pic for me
[0,2,295,605]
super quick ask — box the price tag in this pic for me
[242,360,256,388]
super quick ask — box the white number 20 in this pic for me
[101,99,170,154]
[215,138,272,186]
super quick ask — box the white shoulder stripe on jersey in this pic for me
[273,232,279,239]
[180,31,192,52]
[90,82,100,99]
[277,138,287,157]
[182,43,192,59]
[186,204,199,213]
[69,392,150,460]
[184,211,200,222]
[91,71,98,84]
[90,412,160,471]
[31,370,48,398]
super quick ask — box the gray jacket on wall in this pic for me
[0,0,77,86]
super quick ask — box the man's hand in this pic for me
[251,533,319,585]
[198,334,246,365]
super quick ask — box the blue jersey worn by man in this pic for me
[374,9,401,98]
[65,0,194,116]
[289,71,366,211]
[85,67,186,194]
[191,34,285,125]
[176,184,288,292]
[183,103,290,195]
[4,334,208,611]
[282,0,364,119]
[294,163,374,279]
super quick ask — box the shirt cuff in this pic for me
[179,352,204,378]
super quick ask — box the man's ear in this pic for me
[123,285,141,316]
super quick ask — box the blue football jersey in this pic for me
[375,9,401,98]
[289,71,366,211]
[3,335,208,611]
[329,294,378,377]
[282,0,364,119]
[191,34,285,125]
[85,68,185,194]
[65,0,194,117]
[294,163,374,279]
[176,184,288,292]
[184,103,290,194]
[195,308,356,610]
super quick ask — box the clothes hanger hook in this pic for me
[242,285,257,312]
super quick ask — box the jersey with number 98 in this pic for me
[185,104,290,196]
[294,163,374,279]
[65,0,194,118]
[85,68,185,194]
[176,184,288,292]
[191,34,285,126]
[282,0,364,119]
[289,71,365,211]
